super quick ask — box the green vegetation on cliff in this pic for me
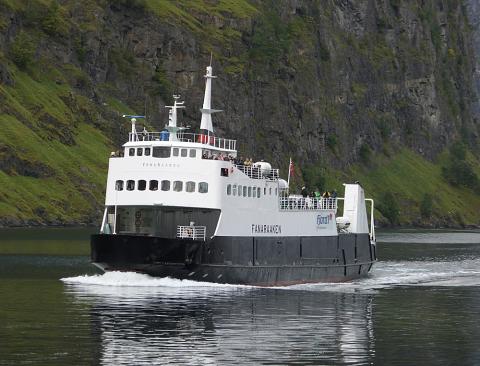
[0,0,479,227]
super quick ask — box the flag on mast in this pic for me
[287,157,294,190]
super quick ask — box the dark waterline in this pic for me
[1,228,480,365]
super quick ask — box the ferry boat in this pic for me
[91,64,377,286]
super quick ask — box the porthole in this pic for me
[115,180,124,191]
[186,181,196,192]
[199,182,208,193]
[126,180,135,191]
[149,180,158,191]
[173,181,183,192]
[161,180,170,191]
[138,180,146,191]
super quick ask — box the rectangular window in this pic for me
[189,149,196,158]
[173,181,183,192]
[138,180,146,191]
[243,186,247,197]
[152,147,171,158]
[127,180,135,191]
[173,147,179,156]
[227,184,231,195]
[233,184,237,196]
[248,186,252,197]
[145,148,151,156]
[238,185,242,197]
[252,186,256,198]
[128,148,134,157]
[264,187,266,195]
[115,180,124,191]
[269,187,272,195]
[149,180,158,191]
[137,148,143,156]
[181,149,188,157]
[161,180,170,191]
[257,187,261,198]
[221,168,229,177]
[275,188,278,195]
[186,181,196,192]
[199,182,208,193]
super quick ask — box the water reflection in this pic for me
[64,276,375,365]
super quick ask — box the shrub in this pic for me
[378,191,399,225]
[442,142,479,190]
[302,164,325,192]
[10,31,35,69]
[359,143,371,164]
[420,193,433,219]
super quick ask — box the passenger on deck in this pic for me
[331,189,338,199]
[301,186,308,198]
[322,191,331,198]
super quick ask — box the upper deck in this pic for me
[127,131,237,152]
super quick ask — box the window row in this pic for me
[115,180,208,193]
[128,147,197,159]
[226,184,278,198]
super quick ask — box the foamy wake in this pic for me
[61,271,249,288]
[61,258,480,293]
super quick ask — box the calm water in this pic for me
[1,228,480,365]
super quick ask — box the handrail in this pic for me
[177,225,206,241]
[279,197,337,211]
[235,164,279,181]
[129,132,236,151]
[365,198,376,243]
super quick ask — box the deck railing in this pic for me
[235,164,279,181]
[279,197,337,211]
[177,225,206,241]
[129,132,236,151]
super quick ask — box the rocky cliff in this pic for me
[0,0,479,227]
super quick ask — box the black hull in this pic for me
[91,234,377,286]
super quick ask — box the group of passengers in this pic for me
[201,152,256,167]
[301,186,338,199]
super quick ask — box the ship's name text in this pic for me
[251,224,282,234]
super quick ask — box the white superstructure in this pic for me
[100,65,375,244]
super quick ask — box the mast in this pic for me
[165,95,186,141]
[200,61,221,134]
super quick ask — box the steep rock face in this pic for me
[0,0,479,226]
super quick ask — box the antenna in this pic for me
[209,51,213,67]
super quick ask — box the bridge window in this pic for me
[126,180,135,191]
[128,148,134,157]
[186,181,196,192]
[173,148,179,157]
[138,180,146,191]
[227,184,232,195]
[257,187,261,198]
[269,187,272,195]
[173,181,183,192]
[264,187,266,195]
[248,186,252,197]
[243,186,247,197]
[145,147,151,156]
[220,168,229,177]
[252,186,256,198]
[238,185,242,197]
[189,149,196,158]
[199,182,208,193]
[275,188,278,195]
[232,184,237,196]
[137,148,143,156]
[181,149,188,157]
[161,180,170,191]
[115,180,124,191]
[149,180,158,191]
[152,147,171,158]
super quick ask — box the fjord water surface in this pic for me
[1,228,480,365]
